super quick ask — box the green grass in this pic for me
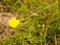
[0,0,59,45]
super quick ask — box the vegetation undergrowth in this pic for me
[0,0,59,45]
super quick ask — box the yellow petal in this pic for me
[8,17,20,28]
[16,20,19,25]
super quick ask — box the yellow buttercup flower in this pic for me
[8,17,20,28]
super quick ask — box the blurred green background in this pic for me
[0,0,59,45]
